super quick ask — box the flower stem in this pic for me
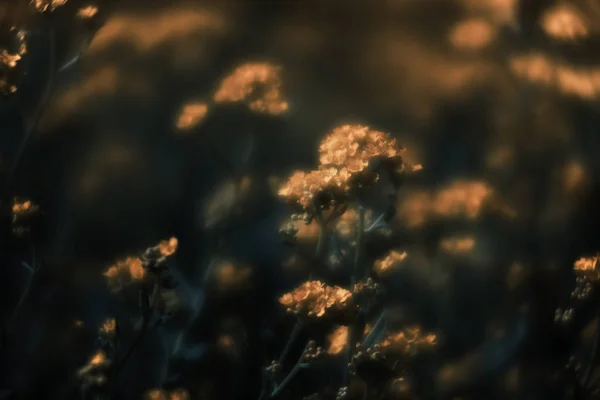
[346,204,366,384]
[5,27,56,194]
[270,342,310,398]
[278,321,303,365]
[582,315,600,390]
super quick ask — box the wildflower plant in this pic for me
[264,124,436,399]
[76,238,181,397]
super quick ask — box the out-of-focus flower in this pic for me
[158,237,178,257]
[540,4,588,41]
[562,161,587,192]
[74,320,85,328]
[146,390,169,400]
[279,280,354,321]
[76,349,111,387]
[459,0,517,27]
[31,0,68,13]
[318,125,405,186]
[439,236,475,254]
[398,180,494,228]
[335,207,376,239]
[214,62,288,115]
[203,176,252,230]
[433,181,492,219]
[510,52,600,100]
[99,318,116,337]
[145,388,191,400]
[77,5,99,20]
[449,18,497,51]
[378,326,437,355]
[176,102,209,131]
[208,259,253,294]
[89,6,226,54]
[327,325,349,355]
[169,389,190,400]
[373,250,407,275]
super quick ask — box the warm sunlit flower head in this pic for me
[176,102,209,130]
[574,256,599,273]
[510,53,600,100]
[214,62,288,115]
[319,124,404,177]
[373,250,407,275]
[439,236,476,254]
[541,4,588,41]
[31,0,68,12]
[379,326,437,355]
[398,180,493,228]
[103,256,145,290]
[158,237,178,257]
[459,0,517,27]
[89,350,107,366]
[433,180,492,219]
[77,5,99,19]
[278,168,351,210]
[279,280,353,320]
[146,389,168,400]
[449,18,496,51]
[169,389,191,400]
[327,325,349,355]
[99,318,116,336]
[12,199,37,214]
[211,259,253,293]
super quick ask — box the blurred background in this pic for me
[1,0,600,398]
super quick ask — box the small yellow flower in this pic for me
[158,237,178,257]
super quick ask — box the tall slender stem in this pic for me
[5,28,56,194]
[346,204,366,384]
[582,316,600,390]
[270,342,309,398]
[278,321,303,365]
[114,282,158,378]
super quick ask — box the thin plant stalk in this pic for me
[270,342,310,398]
[345,205,366,384]
[114,282,159,379]
[582,316,600,390]
[278,321,303,365]
[5,28,56,194]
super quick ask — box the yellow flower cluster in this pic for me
[30,0,68,13]
[104,256,146,283]
[103,237,178,291]
[574,256,599,273]
[319,125,403,174]
[99,318,116,337]
[373,250,407,275]
[214,62,288,115]
[278,168,351,210]
[279,280,353,320]
[278,125,405,210]
[379,326,437,355]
